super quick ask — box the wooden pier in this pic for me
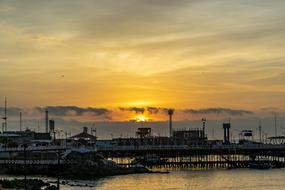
[0,144,285,169]
[98,144,285,168]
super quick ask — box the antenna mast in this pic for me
[2,97,7,132]
[168,109,174,138]
[20,112,22,132]
[201,118,206,137]
[45,110,49,133]
[274,112,277,137]
[258,120,262,143]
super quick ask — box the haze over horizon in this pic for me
[1,0,285,138]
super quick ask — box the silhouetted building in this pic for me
[136,128,151,139]
[168,109,174,137]
[113,127,207,147]
[172,128,207,145]
[0,129,52,147]
[71,127,97,146]
[223,123,231,144]
[49,120,55,133]
[113,136,171,146]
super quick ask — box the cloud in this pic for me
[184,108,253,116]
[35,106,111,117]
[1,0,285,110]
[0,107,23,116]
[118,107,145,114]
[53,118,94,127]
[146,107,169,114]
[146,107,160,114]
[261,107,279,112]
[118,106,170,115]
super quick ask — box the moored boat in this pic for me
[132,154,168,166]
[248,162,272,169]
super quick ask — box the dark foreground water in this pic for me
[59,169,285,190]
[2,169,285,190]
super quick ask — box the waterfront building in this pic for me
[172,128,207,146]
[110,127,207,147]
[70,127,97,147]
[0,129,52,147]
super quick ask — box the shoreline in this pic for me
[0,168,169,189]
[1,168,283,189]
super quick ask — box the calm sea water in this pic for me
[59,169,285,190]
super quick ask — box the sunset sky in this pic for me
[1,0,285,138]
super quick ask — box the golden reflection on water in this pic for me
[61,169,285,190]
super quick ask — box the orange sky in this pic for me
[1,0,285,115]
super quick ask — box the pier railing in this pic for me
[0,145,68,152]
[97,143,285,151]
[0,145,97,153]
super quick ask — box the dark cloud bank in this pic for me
[2,106,253,118]
[0,107,23,116]
[118,106,169,114]
[35,106,111,117]
[5,105,285,140]
[184,108,253,116]
[118,106,253,116]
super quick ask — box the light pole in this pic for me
[168,109,174,138]
[57,150,61,190]
[201,118,207,138]
[24,143,27,190]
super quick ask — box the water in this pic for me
[59,169,285,190]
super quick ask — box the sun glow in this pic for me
[125,101,155,107]
[134,114,149,122]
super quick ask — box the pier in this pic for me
[0,105,285,171]
[98,144,285,168]
[0,144,284,169]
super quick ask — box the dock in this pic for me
[98,144,285,168]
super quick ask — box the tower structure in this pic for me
[223,123,231,144]
[2,97,7,132]
[45,110,49,133]
[201,118,206,137]
[168,109,174,137]
[20,112,22,131]
[258,121,262,143]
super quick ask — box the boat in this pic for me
[131,154,168,166]
[248,162,272,169]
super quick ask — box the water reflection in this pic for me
[60,169,285,190]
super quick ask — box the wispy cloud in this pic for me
[0,107,23,116]
[118,107,145,114]
[184,108,253,116]
[35,106,111,117]
[118,106,170,115]
[1,0,285,109]
[146,107,170,114]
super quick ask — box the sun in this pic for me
[134,114,149,122]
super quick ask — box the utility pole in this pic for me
[168,109,174,138]
[45,110,49,133]
[24,143,27,190]
[258,121,262,143]
[20,112,22,132]
[57,150,60,190]
[274,112,277,137]
[201,118,206,138]
[2,97,7,132]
